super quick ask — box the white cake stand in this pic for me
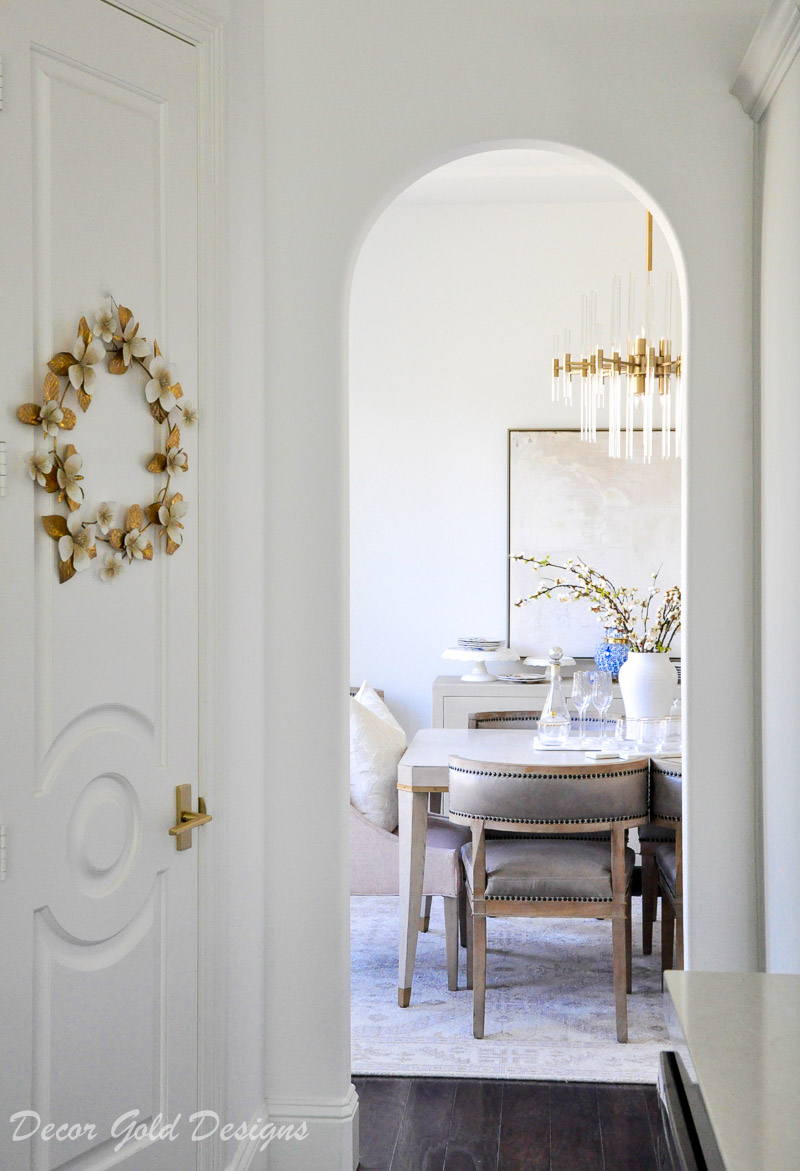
[442,646,520,682]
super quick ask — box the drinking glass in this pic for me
[571,670,592,745]
[613,718,638,755]
[635,717,668,754]
[591,670,613,745]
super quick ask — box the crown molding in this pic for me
[732,1,800,121]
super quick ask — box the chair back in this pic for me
[650,756,682,822]
[448,755,648,828]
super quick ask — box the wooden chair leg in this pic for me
[443,896,459,992]
[472,913,486,1039]
[675,899,684,970]
[625,891,633,994]
[465,899,473,990]
[459,885,467,949]
[419,895,432,933]
[641,852,658,955]
[610,826,628,1043]
[661,891,675,986]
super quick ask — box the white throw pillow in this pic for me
[349,695,406,833]
[354,680,406,738]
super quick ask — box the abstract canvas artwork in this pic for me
[508,429,681,657]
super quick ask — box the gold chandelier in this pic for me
[551,211,683,461]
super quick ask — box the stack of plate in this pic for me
[457,637,504,651]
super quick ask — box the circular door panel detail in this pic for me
[68,774,141,897]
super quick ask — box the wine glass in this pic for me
[571,670,592,745]
[591,670,613,745]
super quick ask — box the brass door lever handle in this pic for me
[169,784,212,851]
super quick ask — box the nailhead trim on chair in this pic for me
[450,764,647,782]
[481,894,616,902]
[449,808,646,824]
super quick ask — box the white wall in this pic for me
[178,1,766,1166]
[258,1,761,1163]
[756,52,800,972]
[350,195,678,734]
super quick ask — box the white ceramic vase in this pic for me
[617,651,678,720]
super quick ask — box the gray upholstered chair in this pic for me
[640,757,682,955]
[349,688,469,991]
[448,754,649,1042]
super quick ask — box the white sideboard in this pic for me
[432,673,628,729]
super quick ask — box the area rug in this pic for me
[351,895,674,1083]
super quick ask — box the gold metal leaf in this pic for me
[78,317,92,347]
[146,502,161,525]
[150,400,167,425]
[43,372,60,402]
[63,443,77,461]
[126,504,144,532]
[146,453,167,473]
[118,305,133,331]
[58,407,77,430]
[48,352,75,376]
[153,339,162,357]
[108,352,126,376]
[142,543,154,561]
[42,515,69,539]
[172,492,183,504]
[67,495,81,512]
[17,404,41,425]
[42,468,59,494]
[166,425,180,451]
[166,537,180,556]
[77,387,92,412]
[109,529,124,550]
[58,557,76,584]
[170,381,183,401]
[88,545,97,560]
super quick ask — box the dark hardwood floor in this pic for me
[353,1077,661,1171]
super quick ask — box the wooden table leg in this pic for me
[398,788,428,1007]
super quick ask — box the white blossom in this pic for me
[57,452,84,505]
[57,510,94,571]
[145,356,178,412]
[95,500,116,534]
[121,318,150,367]
[68,337,105,391]
[166,447,188,476]
[100,551,125,581]
[158,496,188,544]
[180,401,198,426]
[93,299,118,344]
[28,447,53,486]
[124,528,149,561]
[40,400,63,437]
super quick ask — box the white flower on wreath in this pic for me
[180,401,198,426]
[69,337,105,391]
[121,318,151,367]
[166,447,188,476]
[28,447,53,486]
[124,528,149,561]
[95,500,117,535]
[145,356,178,412]
[101,551,125,582]
[57,452,84,505]
[58,510,95,572]
[40,400,63,437]
[93,299,118,344]
[158,496,188,544]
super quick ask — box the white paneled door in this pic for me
[0,3,207,1167]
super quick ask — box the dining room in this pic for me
[348,147,686,1090]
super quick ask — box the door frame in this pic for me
[103,2,226,1163]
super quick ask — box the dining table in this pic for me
[395,727,680,1007]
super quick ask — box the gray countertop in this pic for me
[666,971,800,1171]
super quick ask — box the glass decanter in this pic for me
[538,646,572,747]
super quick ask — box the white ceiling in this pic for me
[396,149,639,205]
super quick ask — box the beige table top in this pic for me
[397,728,656,792]
[666,971,800,1171]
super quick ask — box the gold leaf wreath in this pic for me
[17,300,196,583]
